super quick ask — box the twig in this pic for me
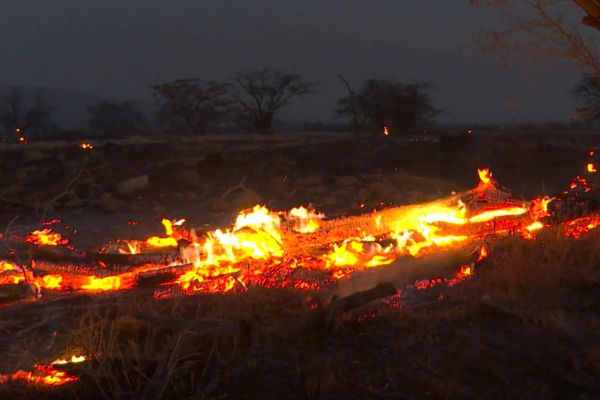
[221,177,248,198]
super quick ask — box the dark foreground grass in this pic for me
[2,230,600,399]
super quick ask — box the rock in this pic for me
[101,193,128,213]
[117,175,149,195]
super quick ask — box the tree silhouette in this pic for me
[153,79,232,135]
[233,68,315,134]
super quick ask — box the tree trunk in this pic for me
[255,112,274,135]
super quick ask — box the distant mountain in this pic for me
[0,83,154,130]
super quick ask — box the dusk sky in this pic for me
[0,0,585,124]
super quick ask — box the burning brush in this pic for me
[3,166,600,387]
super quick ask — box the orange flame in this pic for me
[588,162,597,173]
[477,168,492,186]
[287,206,324,233]
[25,229,68,246]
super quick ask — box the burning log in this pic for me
[30,246,73,263]
[277,175,527,257]
[32,260,128,277]
[134,263,193,287]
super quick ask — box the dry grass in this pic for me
[1,230,600,399]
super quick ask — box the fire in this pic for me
[588,162,597,173]
[80,275,124,291]
[448,264,474,286]
[0,261,25,285]
[144,218,186,249]
[35,274,63,290]
[1,260,16,272]
[2,355,85,387]
[477,246,489,261]
[478,168,492,185]
[5,167,600,301]
[234,205,281,241]
[8,365,78,386]
[7,165,600,388]
[79,142,94,150]
[563,216,600,239]
[176,206,287,292]
[467,207,528,223]
[530,197,552,220]
[323,238,395,269]
[24,229,68,246]
[287,206,324,233]
[566,176,591,193]
[384,125,390,136]
[51,355,87,365]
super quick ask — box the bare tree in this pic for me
[336,79,438,135]
[88,101,148,137]
[472,0,600,76]
[232,68,315,134]
[0,88,54,142]
[336,74,366,138]
[153,79,232,135]
[0,88,23,141]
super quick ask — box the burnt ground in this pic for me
[0,131,600,399]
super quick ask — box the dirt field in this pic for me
[1,131,600,399]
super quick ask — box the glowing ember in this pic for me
[588,162,597,173]
[563,216,600,239]
[25,229,68,246]
[5,364,79,386]
[566,176,591,193]
[4,167,600,300]
[530,197,552,220]
[477,246,489,262]
[448,264,474,286]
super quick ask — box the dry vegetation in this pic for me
[2,230,599,399]
[1,131,600,399]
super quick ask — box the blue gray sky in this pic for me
[0,0,584,124]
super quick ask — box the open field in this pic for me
[1,131,600,399]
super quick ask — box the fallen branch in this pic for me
[0,282,38,304]
[296,282,398,332]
